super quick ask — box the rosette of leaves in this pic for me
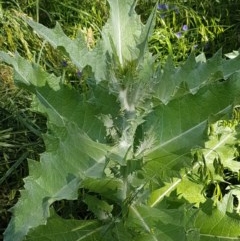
[1,0,240,240]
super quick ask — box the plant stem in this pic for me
[36,0,39,23]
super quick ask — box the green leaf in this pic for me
[102,0,142,65]
[25,210,108,241]
[154,50,240,103]
[148,177,206,207]
[83,194,113,221]
[225,50,239,59]
[2,0,240,240]
[25,210,138,241]
[0,53,121,141]
[4,122,109,241]
[204,120,240,174]
[24,21,89,71]
[145,73,240,207]
[82,177,125,202]
[137,2,157,62]
[145,74,240,175]
[195,195,240,240]
[24,0,153,82]
[127,204,198,241]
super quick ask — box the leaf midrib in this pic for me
[147,105,232,156]
[150,131,234,207]
[115,0,123,65]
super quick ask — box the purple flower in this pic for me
[157,3,168,11]
[182,24,188,31]
[175,32,182,39]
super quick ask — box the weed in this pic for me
[0,0,240,239]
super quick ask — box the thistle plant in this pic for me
[1,1,240,241]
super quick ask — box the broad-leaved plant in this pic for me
[1,0,240,240]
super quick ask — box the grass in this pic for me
[0,64,46,238]
[0,0,240,239]
[137,0,240,63]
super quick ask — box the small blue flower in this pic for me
[157,3,168,11]
[182,24,188,31]
[175,32,182,39]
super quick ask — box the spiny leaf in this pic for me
[0,52,124,142]
[25,210,136,241]
[127,204,197,241]
[204,120,240,174]
[102,0,143,65]
[25,210,108,241]
[137,2,157,62]
[154,50,240,104]
[145,74,240,207]
[3,122,109,241]
[24,0,153,82]
[148,177,206,207]
[144,73,240,179]
[2,0,240,240]
[83,194,113,221]
[195,195,240,240]
[82,178,125,203]
[24,20,89,71]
